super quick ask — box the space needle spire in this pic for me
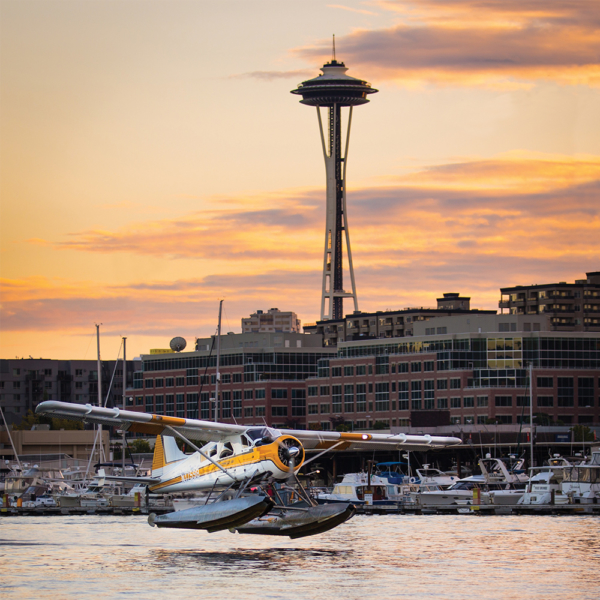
[291,41,377,321]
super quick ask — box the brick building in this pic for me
[306,314,600,431]
[129,332,336,429]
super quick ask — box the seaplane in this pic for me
[36,400,461,538]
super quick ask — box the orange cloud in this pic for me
[3,154,599,357]
[295,2,600,87]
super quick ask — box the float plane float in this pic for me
[36,400,461,538]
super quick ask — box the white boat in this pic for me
[316,472,401,506]
[518,456,573,506]
[415,465,458,489]
[413,456,528,508]
[559,448,600,505]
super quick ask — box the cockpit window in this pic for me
[245,428,271,441]
[219,442,234,459]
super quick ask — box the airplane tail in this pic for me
[152,435,188,478]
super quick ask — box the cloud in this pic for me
[295,1,600,87]
[328,4,379,16]
[5,153,598,353]
[230,69,314,81]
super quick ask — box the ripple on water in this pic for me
[0,514,599,600]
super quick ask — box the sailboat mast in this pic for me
[122,336,127,471]
[214,300,223,422]
[95,323,104,462]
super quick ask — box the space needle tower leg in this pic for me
[292,52,377,322]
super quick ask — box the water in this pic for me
[1,514,599,599]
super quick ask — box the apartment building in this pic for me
[500,271,600,332]
[241,308,301,334]
[0,358,139,426]
[303,293,496,346]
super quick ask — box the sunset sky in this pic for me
[1,0,600,360]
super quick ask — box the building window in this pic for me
[578,377,595,407]
[450,416,461,424]
[423,361,435,372]
[176,377,185,387]
[437,397,448,409]
[145,379,154,388]
[557,377,574,407]
[356,365,366,376]
[356,384,366,412]
[516,396,530,407]
[165,378,174,388]
[233,373,242,383]
[165,394,174,415]
[155,395,164,412]
[495,396,512,407]
[537,396,554,407]
[271,406,288,417]
[463,396,474,408]
[271,389,288,399]
[221,374,231,384]
[411,362,421,373]
[450,397,461,408]
[155,378,164,388]
[332,385,342,412]
[320,386,330,396]
[255,389,266,400]
[537,377,553,388]
[320,403,330,414]
[255,406,265,417]
[477,396,488,407]
[344,384,354,412]
[145,396,154,411]
[496,415,513,424]
[398,363,408,373]
[308,404,319,415]
[308,386,318,397]
[375,383,389,412]
[344,366,354,377]
[437,379,448,390]
[244,390,253,400]
[244,407,254,417]
[331,366,342,377]
[450,378,461,389]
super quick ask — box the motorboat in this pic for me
[412,456,529,508]
[518,456,573,506]
[559,448,600,505]
[316,471,401,506]
[415,465,458,489]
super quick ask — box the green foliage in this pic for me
[129,439,152,454]
[373,421,388,430]
[308,423,322,431]
[13,410,82,431]
[571,425,595,442]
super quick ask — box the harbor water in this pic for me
[1,514,599,599]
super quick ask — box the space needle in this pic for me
[291,39,377,321]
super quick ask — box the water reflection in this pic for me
[152,548,351,573]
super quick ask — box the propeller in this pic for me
[276,437,302,484]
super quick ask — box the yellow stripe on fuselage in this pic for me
[148,436,302,493]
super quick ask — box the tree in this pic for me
[129,439,152,454]
[373,421,388,430]
[571,425,595,442]
[13,410,82,431]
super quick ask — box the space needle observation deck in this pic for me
[291,55,377,322]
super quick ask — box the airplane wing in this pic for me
[36,400,461,450]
